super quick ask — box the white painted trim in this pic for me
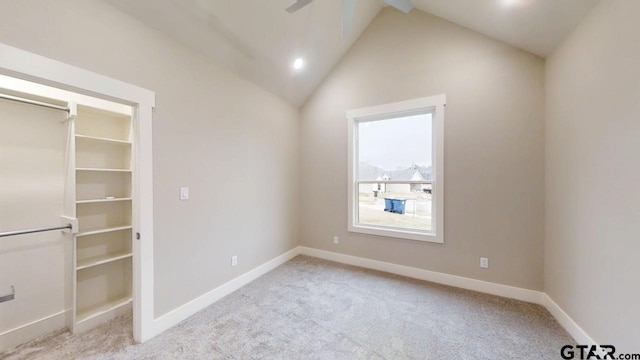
[0,44,154,107]
[73,302,132,335]
[153,247,301,337]
[0,42,155,343]
[298,247,600,345]
[299,247,544,304]
[133,104,155,342]
[0,240,595,351]
[346,94,446,244]
[0,310,68,352]
[542,294,597,345]
[346,94,446,120]
[0,74,131,115]
[149,244,592,348]
[153,244,590,348]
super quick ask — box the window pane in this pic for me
[357,113,433,232]
[358,186,432,231]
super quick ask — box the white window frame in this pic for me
[347,94,445,243]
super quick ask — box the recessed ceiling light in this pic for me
[293,58,304,70]
[502,0,532,7]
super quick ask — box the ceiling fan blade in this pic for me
[342,0,356,38]
[286,0,313,14]
[383,0,414,14]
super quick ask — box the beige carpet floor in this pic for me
[0,255,574,359]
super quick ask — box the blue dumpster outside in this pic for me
[384,198,407,214]
[392,199,406,214]
[384,198,394,212]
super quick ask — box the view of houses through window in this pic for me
[356,113,433,232]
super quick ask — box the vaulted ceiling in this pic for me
[411,0,599,57]
[106,0,599,107]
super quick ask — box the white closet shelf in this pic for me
[76,297,132,324]
[71,104,134,333]
[76,197,132,204]
[76,251,132,271]
[75,134,131,145]
[76,167,131,173]
[77,225,132,237]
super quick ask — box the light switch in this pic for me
[180,187,189,200]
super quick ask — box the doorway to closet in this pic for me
[0,43,155,351]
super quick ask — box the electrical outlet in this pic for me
[333,236,339,245]
[480,257,489,269]
[231,255,238,267]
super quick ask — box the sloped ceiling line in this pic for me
[105,0,599,107]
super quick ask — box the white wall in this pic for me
[300,8,546,290]
[0,0,299,320]
[5,0,637,352]
[545,0,640,351]
[0,99,68,335]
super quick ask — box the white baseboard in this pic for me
[152,244,592,348]
[542,294,596,345]
[298,247,600,346]
[73,301,132,334]
[153,247,301,336]
[299,247,545,305]
[1,246,594,352]
[0,310,68,352]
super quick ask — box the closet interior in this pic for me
[0,76,136,341]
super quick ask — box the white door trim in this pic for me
[0,42,156,343]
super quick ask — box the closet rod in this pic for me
[0,93,69,113]
[0,224,72,238]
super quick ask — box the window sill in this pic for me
[348,224,443,243]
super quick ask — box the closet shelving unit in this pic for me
[72,105,134,332]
